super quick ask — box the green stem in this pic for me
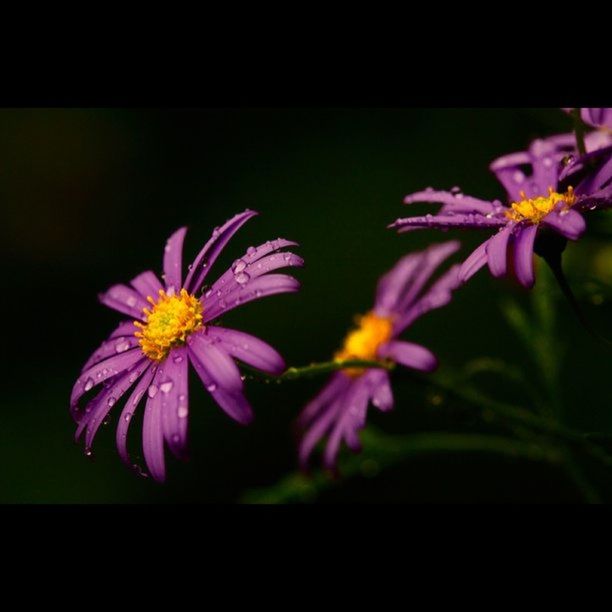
[248,358,395,382]
[571,108,587,156]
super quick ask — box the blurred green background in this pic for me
[2,108,611,503]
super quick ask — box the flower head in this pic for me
[297,241,460,470]
[70,210,303,482]
[390,135,612,289]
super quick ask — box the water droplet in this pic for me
[173,355,183,364]
[148,384,158,398]
[84,378,94,391]
[107,396,116,407]
[207,383,217,393]
[85,448,93,458]
[232,259,247,273]
[235,271,250,285]
[115,340,130,353]
[283,253,291,262]
[205,289,213,298]
[160,381,174,394]
[127,296,137,308]
[513,171,524,184]
[124,412,132,422]
[246,246,256,255]
[177,405,188,418]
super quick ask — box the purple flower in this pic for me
[297,241,460,470]
[563,107,612,129]
[390,137,612,289]
[71,210,303,482]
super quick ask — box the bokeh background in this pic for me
[2,108,611,503]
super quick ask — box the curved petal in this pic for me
[379,340,438,373]
[513,224,538,289]
[203,274,300,322]
[206,325,286,375]
[187,339,253,425]
[396,264,460,332]
[486,226,512,277]
[75,359,149,449]
[403,189,496,214]
[71,348,145,409]
[159,347,189,460]
[299,394,345,468]
[458,240,489,283]
[183,210,258,294]
[130,271,164,301]
[99,284,148,319]
[390,213,506,233]
[116,364,157,467]
[297,373,352,429]
[188,332,243,393]
[375,240,459,315]
[81,321,140,372]
[542,208,586,241]
[142,368,166,482]
[370,370,394,412]
[163,227,187,293]
[203,250,303,315]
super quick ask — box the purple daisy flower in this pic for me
[563,107,612,129]
[297,241,460,471]
[390,137,612,289]
[70,210,303,482]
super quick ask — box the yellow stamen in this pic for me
[134,288,203,362]
[505,186,575,223]
[334,311,394,377]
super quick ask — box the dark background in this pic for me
[2,108,611,503]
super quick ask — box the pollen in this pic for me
[505,186,575,223]
[334,311,394,377]
[134,288,203,362]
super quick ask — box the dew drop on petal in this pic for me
[246,246,256,255]
[107,396,116,407]
[160,381,174,394]
[84,378,94,391]
[127,296,137,308]
[173,355,183,364]
[148,384,158,398]
[206,383,217,393]
[115,340,130,353]
[235,271,250,285]
[124,412,132,422]
[232,259,247,273]
[177,405,188,418]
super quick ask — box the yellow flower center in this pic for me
[505,186,575,223]
[334,311,394,377]
[134,288,203,362]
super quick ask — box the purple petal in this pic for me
[116,365,157,467]
[99,284,148,319]
[71,348,145,409]
[81,321,139,372]
[163,227,187,293]
[458,241,489,283]
[299,394,345,468]
[391,213,506,233]
[403,189,496,214]
[379,340,438,372]
[187,338,253,425]
[130,271,163,300]
[486,226,512,278]
[297,373,351,429]
[542,208,586,241]
[375,240,459,315]
[581,108,612,129]
[188,331,243,393]
[76,359,149,448]
[183,210,258,294]
[142,368,166,482]
[206,325,286,375]
[513,224,538,289]
[397,264,460,331]
[371,370,394,412]
[203,274,300,322]
[204,249,303,315]
[159,347,189,460]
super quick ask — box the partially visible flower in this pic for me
[563,107,612,129]
[390,137,612,289]
[297,241,460,470]
[71,210,303,482]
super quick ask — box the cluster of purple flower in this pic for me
[71,109,612,482]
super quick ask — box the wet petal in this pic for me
[163,227,187,293]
